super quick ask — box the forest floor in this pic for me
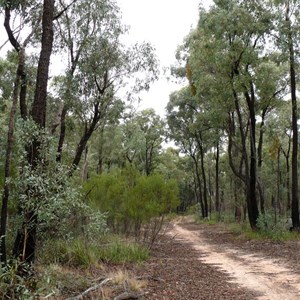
[67,217,300,299]
[130,216,300,300]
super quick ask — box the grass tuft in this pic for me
[39,235,149,268]
[99,241,149,263]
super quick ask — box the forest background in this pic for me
[0,0,300,298]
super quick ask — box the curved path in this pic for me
[169,222,300,300]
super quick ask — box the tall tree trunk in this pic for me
[282,138,291,212]
[97,126,105,174]
[215,142,220,212]
[192,157,204,218]
[286,0,300,229]
[14,0,55,263]
[1,2,34,264]
[199,140,208,218]
[245,89,259,230]
[257,108,267,213]
[71,103,100,172]
[56,105,67,163]
[0,58,21,265]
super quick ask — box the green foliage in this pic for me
[40,238,100,268]
[99,240,149,263]
[39,235,149,268]
[255,212,292,240]
[0,261,35,299]
[228,214,300,241]
[83,167,179,239]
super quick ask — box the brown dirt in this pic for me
[131,218,300,300]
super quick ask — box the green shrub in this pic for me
[83,166,179,240]
[256,212,289,239]
[39,238,100,267]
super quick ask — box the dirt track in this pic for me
[136,219,300,299]
[170,222,300,300]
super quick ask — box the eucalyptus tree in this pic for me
[121,110,146,166]
[264,101,293,213]
[156,148,196,212]
[184,0,283,229]
[14,0,56,264]
[53,0,159,171]
[134,109,165,175]
[270,0,300,228]
[66,42,158,174]
[0,0,43,264]
[167,87,212,218]
[54,0,123,163]
[0,0,57,263]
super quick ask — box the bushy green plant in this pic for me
[83,166,179,241]
[39,238,100,267]
[0,260,34,299]
[257,212,287,233]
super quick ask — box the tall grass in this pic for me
[39,235,149,268]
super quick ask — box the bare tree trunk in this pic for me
[1,2,35,264]
[245,89,259,230]
[0,60,20,265]
[192,159,204,218]
[282,138,291,212]
[199,141,208,218]
[286,0,299,229]
[215,142,220,212]
[56,105,67,162]
[71,103,100,173]
[14,0,55,263]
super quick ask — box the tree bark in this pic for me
[0,60,20,265]
[71,103,100,172]
[286,1,299,229]
[244,89,259,230]
[192,156,205,218]
[215,142,220,212]
[56,105,67,163]
[14,0,55,263]
[199,138,208,218]
[282,137,291,212]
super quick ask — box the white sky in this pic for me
[116,0,205,117]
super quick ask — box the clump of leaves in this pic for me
[0,260,35,300]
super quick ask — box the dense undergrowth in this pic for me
[0,233,151,299]
[0,167,179,299]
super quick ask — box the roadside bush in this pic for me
[83,167,179,244]
[257,212,287,233]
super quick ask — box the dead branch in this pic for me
[65,278,112,300]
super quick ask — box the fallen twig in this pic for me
[65,278,112,300]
